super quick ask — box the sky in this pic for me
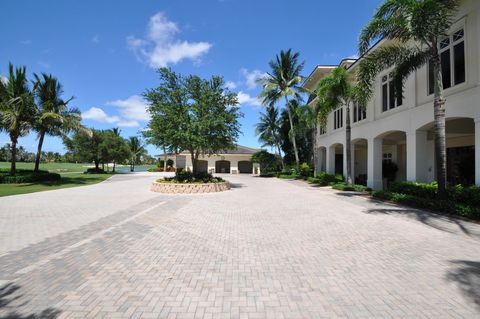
[0,0,382,156]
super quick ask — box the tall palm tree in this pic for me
[255,104,283,167]
[127,136,147,172]
[316,66,359,184]
[259,49,305,169]
[33,73,82,172]
[357,0,460,198]
[0,64,36,174]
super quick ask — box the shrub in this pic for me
[85,167,106,174]
[299,163,313,178]
[372,190,480,220]
[278,174,300,180]
[163,171,224,183]
[0,169,61,184]
[313,172,343,186]
[331,183,355,191]
[259,172,276,178]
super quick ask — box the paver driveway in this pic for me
[1,173,480,318]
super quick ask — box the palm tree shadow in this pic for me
[446,260,480,310]
[0,283,60,319]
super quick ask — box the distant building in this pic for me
[303,0,479,189]
[157,145,260,174]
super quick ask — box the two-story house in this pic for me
[303,0,480,189]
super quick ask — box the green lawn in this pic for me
[0,162,154,197]
[0,173,113,197]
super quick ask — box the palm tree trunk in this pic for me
[10,137,17,175]
[285,97,300,169]
[34,131,46,172]
[190,152,197,175]
[345,104,353,185]
[113,160,116,173]
[432,54,447,199]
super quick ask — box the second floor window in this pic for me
[382,73,403,112]
[334,107,343,130]
[353,102,366,123]
[428,28,466,95]
[319,126,326,135]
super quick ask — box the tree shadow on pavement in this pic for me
[446,260,480,310]
[0,283,60,319]
[364,206,477,237]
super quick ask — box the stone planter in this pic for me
[151,181,230,194]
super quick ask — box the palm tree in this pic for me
[0,64,36,174]
[316,66,359,184]
[33,73,82,172]
[127,136,147,172]
[357,0,460,198]
[259,49,305,169]
[255,104,283,167]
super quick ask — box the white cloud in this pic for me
[92,34,100,44]
[225,81,237,90]
[106,95,149,122]
[82,107,120,124]
[127,12,212,68]
[0,75,7,85]
[240,68,267,90]
[82,95,149,128]
[237,91,262,107]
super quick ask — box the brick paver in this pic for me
[1,173,479,318]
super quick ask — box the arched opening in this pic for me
[238,161,253,174]
[376,130,407,187]
[352,139,368,185]
[215,160,231,174]
[419,117,475,185]
[328,143,344,176]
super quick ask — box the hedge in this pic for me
[372,190,480,220]
[331,183,371,192]
[389,181,480,207]
[0,169,61,184]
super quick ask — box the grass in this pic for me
[0,172,113,197]
[0,162,145,197]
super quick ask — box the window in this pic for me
[428,28,465,94]
[333,107,343,130]
[353,102,366,123]
[381,73,403,112]
[319,126,326,135]
[383,153,393,163]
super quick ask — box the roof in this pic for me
[156,145,259,157]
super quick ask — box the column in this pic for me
[351,143,356,183]
[407,130,428,182]
[476,118,480,186]
[343,144,348,180]
[367,137,383,190]
[326,146,335,174]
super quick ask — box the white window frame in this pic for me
[333,107,343,130]
[381,73,403,112]
[352,102,366,123]
[427,27,466,95]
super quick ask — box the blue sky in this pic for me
[0,0,382,156]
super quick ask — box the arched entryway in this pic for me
[352,139,368,185]
[328,143,344,176]
[238,161,253,174]
[215,160,231,173]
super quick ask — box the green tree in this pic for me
[316,66,359,184]
[255,104,283,168]
[0,64,36,174]
[259,49,305,169]
[144,68,242,174]
[33,73,83,172]
[251,150,278,174]
[127,136,147,172]
[279,101,313,166]
[64,128,103,170]
[357,0,460,197]
[99,129,130,172]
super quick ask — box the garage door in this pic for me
[238,161,253,174]
[197,160,208,173]
[215,160,230,173]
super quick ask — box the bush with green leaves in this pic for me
[312,172,344,186]
[251,150,278,174]
[163,171,224,184]
[331,182,370,192]
[0,169,61,184]
[372,190,480,220]
[299,163,312,178]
